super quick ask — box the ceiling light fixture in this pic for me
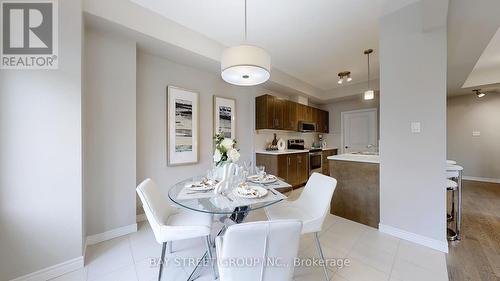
[338,71,351,85]
[473,89,486,98]
[364,49,374,100]
[221,0,271,86]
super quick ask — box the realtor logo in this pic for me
[1,0,58,69]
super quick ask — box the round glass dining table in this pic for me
[167,176,288,216]
[166,176,290,280]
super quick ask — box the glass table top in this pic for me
[167,176,290,215]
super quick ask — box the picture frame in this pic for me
[213,96,236,139]
[167,86,199,166]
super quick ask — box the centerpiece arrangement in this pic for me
[213,131,240,166]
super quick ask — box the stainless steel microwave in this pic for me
[298,121,316,132]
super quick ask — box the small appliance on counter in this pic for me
[287,139,305,150]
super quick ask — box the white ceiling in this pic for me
[129,0,388,91]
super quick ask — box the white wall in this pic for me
[447,94,500,180]
[84,28,137,236]
[321,96,380,150]
[0,0,83,279]
[379,2,447,250]
[136,52,257,206]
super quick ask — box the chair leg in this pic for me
[205,235,218,280]
[314,232,329,281]
[159,242,167,281]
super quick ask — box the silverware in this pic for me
[268,188,277,195]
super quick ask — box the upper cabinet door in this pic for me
[322,110,330,133]
[273,98,285,129]
[284,100,297,131]
[312,108,319,131]
[255,95,271,129]
[305,106,313,122]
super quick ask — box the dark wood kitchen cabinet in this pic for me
[256,95,285,130]
[256,152,308,187]
[256,94,329,132]
[283,100,297,131]
[316,109,329,133]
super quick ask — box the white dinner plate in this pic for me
[233,185,268,199]
[247,174,278,184]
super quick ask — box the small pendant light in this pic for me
[364,49,374,100]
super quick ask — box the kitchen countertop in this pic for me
[327,153,380,164]
[255,147,338,155]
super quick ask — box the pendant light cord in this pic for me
[244,0,248,42]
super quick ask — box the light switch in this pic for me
[472,131,481,136]
[411,122,421,133]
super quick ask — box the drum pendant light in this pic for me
[364,49,374,100]
[221,0,271,86]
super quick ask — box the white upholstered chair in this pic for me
[215,220,302,281]
[136,179,215,281]
[264,173,337,281]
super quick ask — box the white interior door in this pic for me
[342,109,378,153]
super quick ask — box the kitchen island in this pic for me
[327,153,380,228]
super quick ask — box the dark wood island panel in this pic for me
[329,160,379,228]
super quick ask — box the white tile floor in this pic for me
[51,211,448,281]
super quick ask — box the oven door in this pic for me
[309,152,322,175]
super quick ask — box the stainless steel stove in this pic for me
[287,139,323,175]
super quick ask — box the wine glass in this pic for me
[257,166,266,179]
[243,160,252,175]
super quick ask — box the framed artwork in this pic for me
[167,86,199,166]
[213,96,236,139]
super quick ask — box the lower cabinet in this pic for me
[256,153,309,187]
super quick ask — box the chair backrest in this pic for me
[295,172,337,228]
[216,220,302,281]
[136,178,173,243]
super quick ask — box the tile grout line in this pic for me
[127,234,140,281]
[86,236,138,281]
[388,239,401,281]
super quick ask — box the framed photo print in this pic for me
[213,96,236,139]
[167,86,199,166]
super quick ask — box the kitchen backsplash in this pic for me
[254,130,333,149]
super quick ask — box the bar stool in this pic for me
[446,179,458,221]
[446,165,463,241]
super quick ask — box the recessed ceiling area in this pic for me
[129,0,384,92]
[447,0,500,96]
[462,26,500,89]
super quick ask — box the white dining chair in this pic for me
[264,172,337,281]
[136,179,215,281]
[215,220,302,281]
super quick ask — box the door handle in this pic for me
[345,146,349,149]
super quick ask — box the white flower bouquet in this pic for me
[213,131,240,166]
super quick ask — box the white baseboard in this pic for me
[10,256,84,281]
[463,176,500,184]
[379,224,448,253]
[86,223,137,246]
[136,213,147,223]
